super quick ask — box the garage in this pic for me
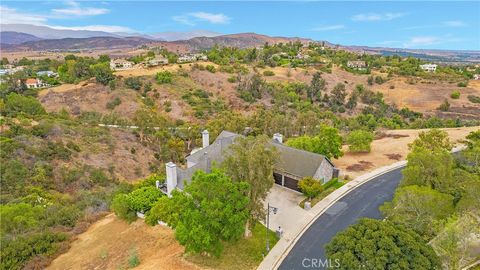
[283,176,301,192]
[273,173,283,185]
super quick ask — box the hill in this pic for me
[0,31,42,44]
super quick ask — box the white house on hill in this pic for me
[110,59,133,70]
[162,130,339,196]
[420,64,437,72]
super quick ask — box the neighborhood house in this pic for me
[110,59,133,70]
[36,70,58,77]
[163,130,339,196]
[420,63,437,72]
[177,53,208,63]
[347,61,367,69]
[25,78,48,89]
[147,56,169,66]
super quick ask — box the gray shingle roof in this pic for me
[176,130,334,187]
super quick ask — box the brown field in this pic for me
[48,214,202,270]
[335,126,480,178]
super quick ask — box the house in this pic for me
[193,53,208,61]
[163,130,339,196]
[36,70,58,77]
[25,78,47,89]
[420,64,437,72]
[177,54,197,63]
[473,74,480,80]
[147,56,169,66]
[347,61,367,69]
[110,59,133,70]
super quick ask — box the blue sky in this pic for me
[1,1,479,50]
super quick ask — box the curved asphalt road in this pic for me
[279,167,404,270]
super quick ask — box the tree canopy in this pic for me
[325,218,441,270]
[147,169,250,256]
[285,124,343,159]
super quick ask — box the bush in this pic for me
[375,76,385,84]
[347,130,374,153]
[263,70,275,76]
[457,81,467,87]
[467,95,480,103]
[437,99,450,111]
[155,71,173,84]
[450,91,460,99]
[128,248,140,268]
[124,77,142,90]
[106,97,121,110]
[205,65,216,73]
[227,75,237,83]
[4,93,46,117]
[111,194,136,222]
[298,177,323,199]
[127,186,163,213]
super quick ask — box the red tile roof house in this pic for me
[25,78,45,89]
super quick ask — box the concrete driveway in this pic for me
[263,185,310,240]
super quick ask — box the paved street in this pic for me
[278,167,403,270]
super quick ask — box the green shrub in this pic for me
[111,194,136,222]
[0,232,67,270]
[457,81,467,87]
[124,77,142,90]
[298,177,323,199]
[437,99,450,111]
[450,91,460,99]
[4,93,46,117]
[127,186,163,213]
[375,76,385,84]
[263,70,275,76]
[155,71,173,84]
[128,248,140,268]
[106,97,122,110]
[347,130,374,153]
[467,95,480,103]
[205,65,216,73]
[227,75,237,83]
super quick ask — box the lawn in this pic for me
[185,222,279,270]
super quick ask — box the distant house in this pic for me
[25,78,47,89]
[193,53,208,61]
[110,59,133,70]
[147,56,169,67]
[177,54,197,63]
[0,66,25,75]
[36,70,58,77]
[473,74,480,80]
[420,64,437,72]
[296,53,311,60]
[162,130,339,196]
[347,61,367,69]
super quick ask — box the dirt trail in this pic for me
[48,214,202,270]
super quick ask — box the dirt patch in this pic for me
[39,82,140,119]
[346,160,373,171]
[335,126,480,178]
[385,153,403,160]
[47,214,202,270]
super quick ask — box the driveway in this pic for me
[264,185,309,239]
[278,167,403,270]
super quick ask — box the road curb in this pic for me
[257,161,406,270]
[258,145,467,270]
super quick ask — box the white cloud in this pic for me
[189,12,230,24]
[403,36,441,47]
[173,15,195,26]
[173,12,230,26]
[49,25,133,33]
[0,5,48,24]
[52,1,109,16]
[352,12,406,22]
[444,20,467,27]
[311,24,345,31]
